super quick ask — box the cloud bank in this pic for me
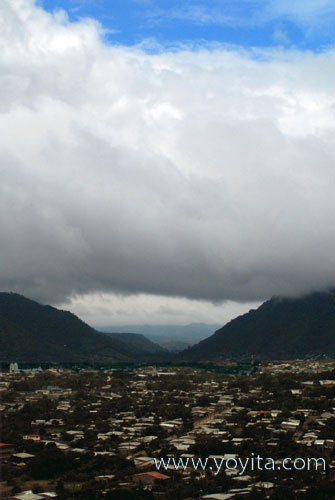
[1,0,335,311]
[62,293,258,327]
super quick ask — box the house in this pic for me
[132,471,170,486]
[201,494,236,500]
[12,453,35,464]
[12,493,45,500]
[134,456,155,469]
[11,491,58,500]
[23,434,40,443]
[254,481,274,491]
[280,420,300,431]
[319,380,335,386]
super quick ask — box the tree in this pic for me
[28,448,75,479]
[32,484,43,494]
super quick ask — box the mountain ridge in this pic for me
[180,290,335,361]
[0,292,167,362]
[3,290,335,363]
[97,323,219,346]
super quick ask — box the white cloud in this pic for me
[61,292,259,326]
[272,28,290,45]
[1,1,335,325]
[147,5,235,27]
[265,0,335,24]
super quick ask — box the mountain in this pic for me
[0,292,166,363]
[97,323,219,347]
[159,340,192,352]
[181,291,335,361]
[100,332,170,359]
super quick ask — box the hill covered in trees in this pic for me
[4,290,335,364]
[181,290,335,361]
[101,331,167,355]
[0,293,168,363]
[97,323,218,348]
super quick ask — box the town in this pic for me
[2,361,335,499]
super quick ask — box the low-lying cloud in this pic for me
[1,0,335,310]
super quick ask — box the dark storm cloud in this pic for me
[1,0,335,307]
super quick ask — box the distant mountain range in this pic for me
[97,323,219,350]
[181,290,335,361]
[101,332,167,355]
[0,293,167,363]
[3,290,335,363]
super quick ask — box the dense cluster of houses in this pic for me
[1,360,335,499]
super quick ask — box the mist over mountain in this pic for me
[181,291,335,361]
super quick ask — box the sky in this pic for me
[40,0,335,51]
[1,0,335,327]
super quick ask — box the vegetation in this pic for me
[183,290,335,360]
[0,293,170,363]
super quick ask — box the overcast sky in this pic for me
[1,0,335,327]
